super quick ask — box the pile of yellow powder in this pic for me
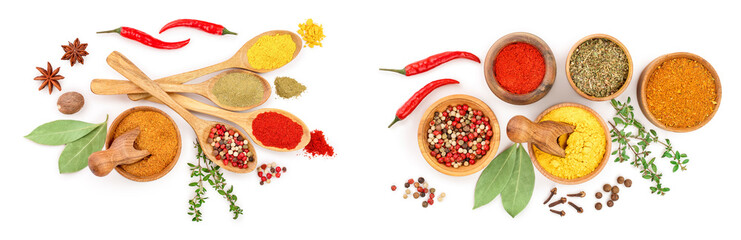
[533,107,606,180]
[298,18,325,48]
[247,34,296,70]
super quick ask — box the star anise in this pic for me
[61,38,88,66]
[34,62,64,94]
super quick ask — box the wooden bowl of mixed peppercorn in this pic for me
[484,32,557,105]
[417,94,500,176]
[636,52,721,132]
[565,34,633,101]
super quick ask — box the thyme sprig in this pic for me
[608,98,690,195]
[187,141,243,221]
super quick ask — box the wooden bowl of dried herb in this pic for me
[565,34,633,101]
[484,32,557,105]
[417,94,501,176]
[528,103,610,185]
[636,52,721,132]
[109,106,182,182]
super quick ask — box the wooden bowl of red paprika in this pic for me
[565,34,633,101]
[636,52,721,132]
[417,94,501,176]
[484,32,557,105]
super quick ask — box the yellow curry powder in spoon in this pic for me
[247,34,296,70]
[533,107,606,180]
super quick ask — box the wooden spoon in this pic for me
[106,51,257,173]
[88,128,150,177]
[506,115,574,158]
[148,93,310,152]
[117,30,302,101]
[90,69,271,112]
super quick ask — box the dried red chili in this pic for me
[251,112,303,149]
[388,79,460,128]
[380,51,480,76]
[159,19,237,35]
[493,42,545,94]
[303,130,334,158]
[97,26,190,49]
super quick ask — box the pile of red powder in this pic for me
[303,130,335,158]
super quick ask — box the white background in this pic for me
[2,0,738,239]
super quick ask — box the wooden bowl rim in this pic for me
[109,106,182,182]
[565,34,634,101]
[484,32,557,105]
[636,52,722,133]
[528,103,611,185]
[417,94,501,176]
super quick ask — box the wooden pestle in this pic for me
[506,115,575,158]
[88,128,150,177]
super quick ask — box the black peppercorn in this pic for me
[404,182,410,188]
[420,192,426,198]
[422,201,429,208]
[418,177,425,183]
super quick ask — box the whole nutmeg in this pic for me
[57,92,84,114]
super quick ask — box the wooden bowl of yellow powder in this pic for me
[529,103,610,184]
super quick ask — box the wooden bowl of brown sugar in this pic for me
[417,94,501,176]
[565,34,633,101]
[637,52,721,132]
[108,106,182,182]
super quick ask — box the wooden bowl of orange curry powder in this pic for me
[107,106,181,182]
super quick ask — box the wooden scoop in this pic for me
[506,115,575,158]
[90,69,271,112]
[148,93,310,152]
[101,30,302,102]
[88,128,150,177]
[106,51,257,173]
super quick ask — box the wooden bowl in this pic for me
[417,94,501,176]
[528,103,610,184]
[108,106,182,182]
[484,32,556,105]
[565,34,633,101]
[636,52,722,132]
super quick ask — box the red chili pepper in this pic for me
[380,51,480,76]
[159,19,237,35]
[96,26,190,49]
[388,79,460,128]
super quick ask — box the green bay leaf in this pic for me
[58,122,108,173]
[501,144,535,217]
[473,144,518,209]
[24,120,99,145]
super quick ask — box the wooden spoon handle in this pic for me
[148,93,245,123]
[88,129,150,177]
[106,51,204,129]
[506,115,536,143]
[127,58,237,101]
[91,79,204,95]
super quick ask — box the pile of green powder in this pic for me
[274,77,306,99]
[211,72,265,107]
